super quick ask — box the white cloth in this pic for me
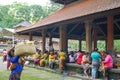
[69,55,75,62]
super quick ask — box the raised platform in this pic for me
[26,59,120,79]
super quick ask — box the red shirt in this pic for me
[77,53,84,65]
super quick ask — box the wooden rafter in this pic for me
[96,18,120,25]
[51,0,79,5]
[80,32,85,37]
[51,27,57,33]
[97,26,106,37]
[54,32,80,39]
[115,21,120,30]
[68,22,81,35]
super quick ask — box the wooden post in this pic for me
[42,29,46,52]
[79,39,82,50]
[29,32,33,41]
[93,27,97,49]
[49,34,52,45]
[105,39,107,51]
[48,33,53,51]
[85,21,92,52]
[59,26,68,52]
[107,15,114,51]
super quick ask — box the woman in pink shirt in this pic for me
[103,51,113,80]
[2,49,7,62]
[104,51,113,68]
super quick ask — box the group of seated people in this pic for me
[70,48,115,79]
[68,48,114,79]
[25,48,114,79]
[26,49,67,73]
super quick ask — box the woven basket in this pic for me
[15,41,36,56]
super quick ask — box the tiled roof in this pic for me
[16,0,120,33]
[14,21,31,28]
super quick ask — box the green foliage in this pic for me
[30,5,44,23]
[68,40,106,52]
[0,2,63,28]
[16,5,31,21]
[114,40,120,52]
[0,53,2,56]
[81,41,86,51]
[97,40,106,51]
[68,40,79,51]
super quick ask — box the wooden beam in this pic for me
[54,32,80,39]
[97,26,106,36]
[96,18,120,25]
[115,21,120,31]
[51,27,57,33]
[68,22,81,35]
[80,32,85,37]
[97,36,106,39]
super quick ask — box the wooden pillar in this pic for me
[85,21,92,52]
[42,29,46,52]
[93,27,97,49]
[48,33,53,51]
[105,39,107,51]
[107,15,114,51]
[59,26,68,52]
[79,39,82,50]
[49,34,52,45]
[29,32,33,41]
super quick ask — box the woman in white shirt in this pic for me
[69,51,75,63]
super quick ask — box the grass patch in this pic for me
[0,67,81,80]
[0,70,10,80]
[0,53,2,56]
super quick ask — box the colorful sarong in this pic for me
[9,71,22,80]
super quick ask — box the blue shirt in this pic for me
[9,54,23,74]
[91,52,101,62]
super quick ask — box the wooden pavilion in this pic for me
[16,0,120,53]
